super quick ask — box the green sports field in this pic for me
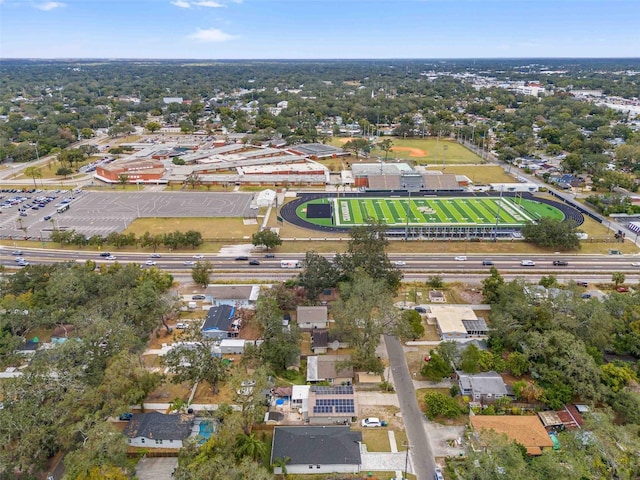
[297,196,565,228]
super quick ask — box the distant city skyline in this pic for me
[1,0,639,59]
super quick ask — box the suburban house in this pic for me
[296,306,329,330]
[306,385,358,424]
[204,284,261,308]
[271,426,362,475]
[458,371,509,402]
[311,329,348,354]
[470,415,555,456]
[201,305,237,340]
[428,305,488,341]
[123,412,195,449]
[307,355,353,384]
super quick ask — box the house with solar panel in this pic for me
[306,385,358,425]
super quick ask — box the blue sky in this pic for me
[1,0,639,59]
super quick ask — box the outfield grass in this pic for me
[330,137,482,164]
[425,165,516,184]
[298,196,564,229]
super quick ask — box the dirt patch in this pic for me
[455,284,485,304]
[391,146,427,158]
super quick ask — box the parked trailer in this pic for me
[280,260,301,269]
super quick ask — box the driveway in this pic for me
[135,457,178,480]
[357,391,400,407]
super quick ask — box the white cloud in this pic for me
[35,1,66,10]
[189,28,237,42]
[194,0,225,7]
[170,0,191,7]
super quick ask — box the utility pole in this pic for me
[403,443,411,479]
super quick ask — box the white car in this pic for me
[454,256,467,261]
[631,262,640,267]
[193,254,204,259]
[360,417,382,428]
[175,322,188,329]
[145,260,156,266]
[520,260,536,266]
[394,260,406,266]
[150,253,161,258]
[184,260,196,266]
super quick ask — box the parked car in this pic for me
[44,215,51,221]
[414,306,427,313]
[454,256,467,261]
[553,260,568,266]
[576,281,588,287]
[176,322,188,329]
[119,413,133,421]
[482,260,494,266]
[616,286,629,293]
[248,259,261,265]
[192,294,206,300]
[361,417,383,428]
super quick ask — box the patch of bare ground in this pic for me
[147,380,191,405]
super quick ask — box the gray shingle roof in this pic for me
[123,412,194,441]
[271,426,362,466]
[202,305,235,332]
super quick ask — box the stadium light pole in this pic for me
[493,185,504,242]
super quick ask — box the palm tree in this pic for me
[24,166,43,189]
[272,456,291,479]
[234,432,267,462]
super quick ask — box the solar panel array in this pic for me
[312,385,353,395]
[312,398,355,414]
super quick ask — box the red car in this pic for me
[616,286,629,293]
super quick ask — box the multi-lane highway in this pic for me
[2,248,640,284]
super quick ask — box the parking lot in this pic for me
[0,191,257,240]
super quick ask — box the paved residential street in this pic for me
[385,334,436,480]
